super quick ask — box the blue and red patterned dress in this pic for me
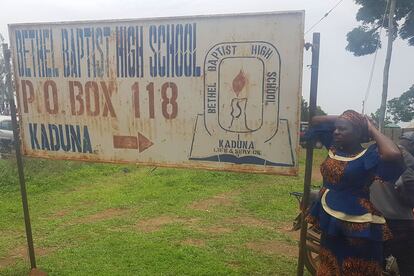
[305,123,402,275]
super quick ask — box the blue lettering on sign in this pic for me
[48,124,60,151]
[15,29,59,78]
[158,25,166,77]
[174,24,183,77]
[61,26,111,78]
[59,124,71,152]
[148,23,201,77]
[28,123,93,153]
[116,25,144,78]
[149,25,157,77]
[29,123,40,149]
[40,124,50,150]
[184,24,192,77]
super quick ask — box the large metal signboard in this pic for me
[9,11,304,175]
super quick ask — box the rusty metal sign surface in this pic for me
[8,11,304,175]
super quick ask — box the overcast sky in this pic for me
[0,0,413,116]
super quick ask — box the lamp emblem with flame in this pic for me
[228,70,252,132]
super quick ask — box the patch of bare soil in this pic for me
[202,226,234,234]
[189,191,240,211]
[194,216,274,235]
[181,239,206,247]
[226,260,242,269]
[135,216,199,233]
[52,209,70,218]
[48,201,97,221]
[223,216,274,230]
[74,208,132,223]
[0,229,24,238]
[246,240,298,257]
[29,268,48,276]
[0,246,55,269]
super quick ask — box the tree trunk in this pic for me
[379,0,396,132]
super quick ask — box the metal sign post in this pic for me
[296,32,320,276]
[2,43,37,270]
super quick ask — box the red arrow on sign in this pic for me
[113,133,154,153]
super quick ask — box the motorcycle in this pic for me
[290,190,399,276]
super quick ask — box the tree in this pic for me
[301,96,327,122]
[346,0,414,130]
[0,33,6,114]
[387,85,414,123]
[0,33,11,115]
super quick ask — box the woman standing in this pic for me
[305,110,403,275]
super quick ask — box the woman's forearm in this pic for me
[311,115,338,126]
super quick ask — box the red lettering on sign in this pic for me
[146,82,155,119]
[132,82,140,118]
[100,81,117,118]
[85,81,100,116]
[132,82,178,119]
[132,82,156,119]
[69,81,116,118]
[161,82,178,119]
[21,80,34,113]
[69,81,84,115]
[44,80,59,114]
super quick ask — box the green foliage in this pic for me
[346,26,381,56]
[347,0,414,56]
[301,96,327,121]
[0,33,8,114]
[0,34,6,110]
[387,85,414,123]
[368,85,414,124]
[370,108,392,125]
[355,0,389,24]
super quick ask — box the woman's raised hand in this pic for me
[365,115,378,138]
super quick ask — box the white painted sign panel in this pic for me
[9,11,304,175]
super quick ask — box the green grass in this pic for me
[0,149,326,275]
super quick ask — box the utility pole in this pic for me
[378,0,396,132]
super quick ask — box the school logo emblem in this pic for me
[189,41,295,167]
